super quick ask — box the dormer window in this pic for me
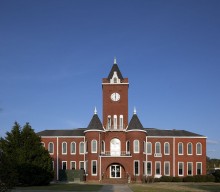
[114,77,117,83]
[110,72,120,84]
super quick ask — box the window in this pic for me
[147,142,152,154]
[92,160,97,175]
[178,142,183,155]
[107,115,111,129]
[62,142,67,154]
[114,77,117,83]
[101,141,105,154]
[196,162,202,175]
[134,140,139,153]
[79,142,85,154]
[164,162,170,176]
[187,143,193,155]
[71,142,76,154]
[110,138,121,156]
[48,142,54,154]
[187,162,193,176]
[114,115,117,129]
[119,115,123,129]
[134,160,139,175]
[178,162,184,176]
[155,162,161,175]
[79,161,84,170]
[91,140,97,153]
[164,142,170,155]
[196,143,202,155]
[155,142,161,154]
[143,141,146,154]
[126,141,130,154]
[70,161,76,170]
[147,162,152,175]
[62,161,67,170]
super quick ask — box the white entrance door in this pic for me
[110,165,121,178]
[110,138,121,156]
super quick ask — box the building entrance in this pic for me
[110,165,121,178]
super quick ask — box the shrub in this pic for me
[213,170,220,182]
[183,176,195,182]
[172,177,183,182]
[160,176,173,182]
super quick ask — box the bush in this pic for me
[183,176,195,182]
[172,177,183,182]
[160,176,173,182]
[213,170,220,182]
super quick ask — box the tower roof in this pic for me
[107,64,124,80]
[127,114,144,130]
[87,114,103,130]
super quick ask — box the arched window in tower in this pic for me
[110,138,121,156]
[113,115,117,129]
[114,77,117,83]
[119,115,123,129]
[133,140,139,153]
[91,140,97,153]
[107,115,111,129]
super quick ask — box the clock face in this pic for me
[111,92,120,101]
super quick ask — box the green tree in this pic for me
[0,122,54,186]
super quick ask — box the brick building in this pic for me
[38,59,206,182]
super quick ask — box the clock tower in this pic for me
[102,58,129,130]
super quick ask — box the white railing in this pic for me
[101,151,131,156]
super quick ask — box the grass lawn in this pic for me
[129,182,220,192]
[15,183,103,191]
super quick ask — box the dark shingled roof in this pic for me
[37,128,86,137]
[107,64,124,80]
[127,114,144,130]
[86,114,103,130]
[145,128,205,137]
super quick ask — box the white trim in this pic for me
[91,160,97,176]
[62,142,67,155]
[126,130,147,133]
[134,160,140,176]
[147,142,152,155]
[41,136,85,138]
[79,141,85,154]
[147,161,152,176]
[48,142,54,154]
[62,161,67,170]
[91,140,97,153]
[196,142,202,155]
[155,161,161,176]
[187,142,193,155]
[79,161,84,170]
[178,142,184,155]
[110,164,121,178]
[133,140,140,153]
[70,161,76,170]
[196,162,202,175]
[178,162,184,176]
[84,130,105,133]
[155,142,161,154]
[143,141,146,154]
[164,161,170,176]
[187,162,193,176]
[147,136,207,139]
[164,142,170,155]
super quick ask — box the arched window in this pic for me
[48,142,54,154]
[62,142,67,154]
[126,141,130,154]
[110,138,121,156]
[71,142,76,154]
[178,142,183,155]
[107,115,111,129]
[79,142,85,154]
[155,142,161,154]
[91,140,97,153]
[196,142,202,155]
[101,141,105,154]
[119,115,123,129]
[114,77,117,83]
[147,142,152,154]
[113,115,117,129]
[187,142,193,155]
[164,142,170,155]
[134,140,139,153]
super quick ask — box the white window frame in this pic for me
[48,142,54,154]
[114,115,117,129]
[79,161,84,170]
[134,160,140,176]
[91,160,97,176]
[133,140,140,153]
[196,162,202,175]
[70,161,76,170]
[79,142,85,154]
[147,161,152,176]
[119,115,123,129]
[178,162,184,176]
[91,140,97,153]
[147,142,152,155]
[164,161,170,176]
[187,162,193,176]
[62,142,67,155]
[155,142,161,154]
[71,142,76,154]
[143,141,146,154]
[155,161,161,175]
[196,142,202,155]
[178,142,184,155]
[187,142,193,155]
[62,161,67,170]
[164,142,170,155]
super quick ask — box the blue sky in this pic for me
[0,0,220,158]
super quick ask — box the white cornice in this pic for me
[102,83,129,85]
[147,136,207,139]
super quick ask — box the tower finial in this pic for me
[133,106,136,114]
[94,107,97,115]
[114,57,117,64]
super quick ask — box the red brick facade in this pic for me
[39,60,206,182]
